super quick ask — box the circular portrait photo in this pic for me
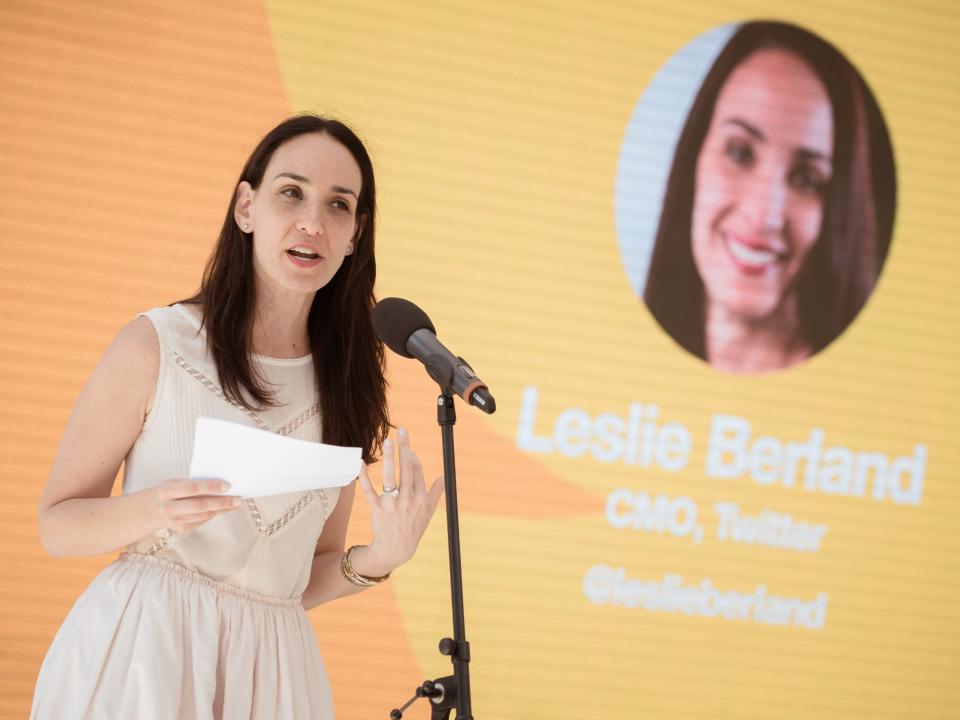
[615,21,896,374]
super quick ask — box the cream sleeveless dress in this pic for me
[31,304,341,719]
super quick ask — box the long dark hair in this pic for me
[181,115,388,462]
[644,21,896,360]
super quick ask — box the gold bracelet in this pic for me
[340,545,391,587]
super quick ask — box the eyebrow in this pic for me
[723,118,765,141]
[721,118,831,162]
[273,173,359,199]
[332,185,359,199]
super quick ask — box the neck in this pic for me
[704,297,810,374]
[250,282,315,359]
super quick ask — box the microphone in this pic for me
[372,298,496,414]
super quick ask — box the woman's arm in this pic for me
[301,482,368,610]
[301,432,443,610]
[37,316,238,558]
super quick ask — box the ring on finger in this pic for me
[382,485,400,498]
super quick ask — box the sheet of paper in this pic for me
[188,416,362,498]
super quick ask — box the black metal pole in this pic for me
[437,393,473,720]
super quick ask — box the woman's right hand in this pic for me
[151,479,242,533]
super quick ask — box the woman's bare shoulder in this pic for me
[113,315,160,365]
[82,315,161,418]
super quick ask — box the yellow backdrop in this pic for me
[2,1,958,718]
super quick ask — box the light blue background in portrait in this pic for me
[615,24,737,297]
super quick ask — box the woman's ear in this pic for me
[234,181,255,231]
[347,214,366,255]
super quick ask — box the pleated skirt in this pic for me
[30,554,333,719]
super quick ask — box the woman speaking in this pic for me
[31,115,442,718]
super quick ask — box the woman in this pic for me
[31,115,442,718]
[644,21,896,373]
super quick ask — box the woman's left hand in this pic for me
[356,428,444,577]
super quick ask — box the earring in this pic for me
[346,244,354,255]
[242,223,250,231]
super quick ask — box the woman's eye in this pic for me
[789,167,827,196]
[331,199,351,212]
[724,139,754,167]
[280,187,302,199]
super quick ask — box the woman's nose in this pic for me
[740,167,788,234]
[296,205,326,237]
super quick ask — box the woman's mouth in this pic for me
[286,246,323,267]
[722,233,785,274]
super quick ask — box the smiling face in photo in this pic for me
[236,132,363,299]
[691,48,834,322]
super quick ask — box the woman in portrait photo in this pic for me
[31,115,442,718]
[643,21,896,373]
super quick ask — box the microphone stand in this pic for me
[390,369,475,719]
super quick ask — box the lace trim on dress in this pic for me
[277,402,321,437]
[170,349,271,431]
[243,489,331,537]
[170,347,321,439]
[119,552,303,607]
[127,528,176,556]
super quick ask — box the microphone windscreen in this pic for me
[372,297,436,359]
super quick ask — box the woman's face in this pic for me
[235,132,363,298]
[691,48,834,321]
